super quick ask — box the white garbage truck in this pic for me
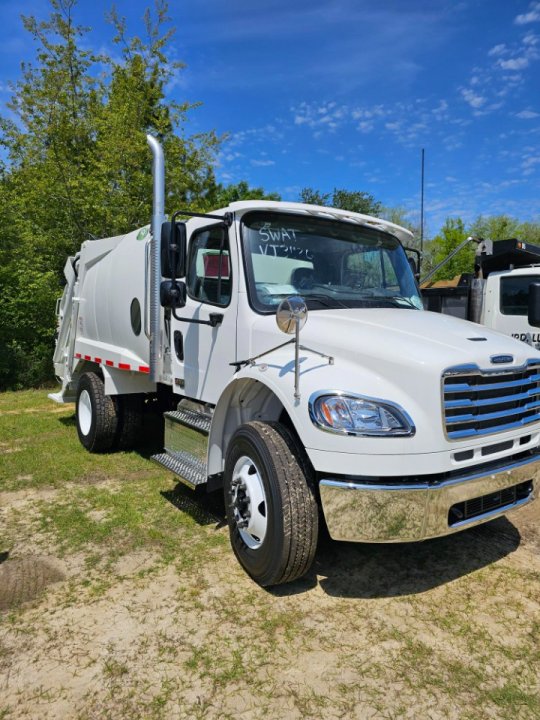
[51,135,540,586]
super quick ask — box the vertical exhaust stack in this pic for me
[146,134,166,383]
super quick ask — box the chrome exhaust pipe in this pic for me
[146,134,166,383]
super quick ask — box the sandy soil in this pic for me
[1,473,539,720]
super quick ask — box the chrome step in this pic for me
[151,451,207,490]
[164,408,211,434]
[157,405,211,490]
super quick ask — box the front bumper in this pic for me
[319,452,539,542]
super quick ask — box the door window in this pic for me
[500,275,536,315]
[186,225,231,307]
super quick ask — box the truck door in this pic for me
[171,221,238,404]
[486,272,540,346]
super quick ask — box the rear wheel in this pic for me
[76,372,118,453]
[224,421,319,587]
[114,394,144,450]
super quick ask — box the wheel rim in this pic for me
[231,455,268,550]
[78,389,92,436]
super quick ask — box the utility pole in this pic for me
[420,148,425,253]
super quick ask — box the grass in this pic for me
[1,388,540,720]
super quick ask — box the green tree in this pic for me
[331,189,382,215]
[299,187,331,206]
[518,221,540,243]
[209,180,280,207]
[424,217,473,283]
[380,206,421,238]
[470,214,540,244]
[0,0,221,389]
[469,214,521,242]
[298,187,382,215]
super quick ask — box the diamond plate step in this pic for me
[151,451,207,490]
[164,409,211,434]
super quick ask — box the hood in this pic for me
[250,308,539,378]
[242,307,540,460]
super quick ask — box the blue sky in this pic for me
[1,0,539,236]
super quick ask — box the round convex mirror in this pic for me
[276,296,308,335]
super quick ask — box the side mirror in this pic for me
[528,283,540,328]
[160,279,187,309]
[161,221,187,279]
[407,256,419,279]
[404,247,421,281]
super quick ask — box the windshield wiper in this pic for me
[303,293,350,309]
[360,295,419,309]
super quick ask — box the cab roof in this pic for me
[209,200,415,245]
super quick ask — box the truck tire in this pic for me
[114,394,144,450]
[76,372,118,453]
[224,421,319,587]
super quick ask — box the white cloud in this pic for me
[357,121,374,133]
[516,110,540,119]
[292,101,348,131]
[291,97,467,150]
[251,159,275,167]
[432,99,449,121]
[459,28,540,116]
[515,2,540,25]
[461,88,486,109]
[523,159,540,175]
[497,56,530,70]
[488,44,507,56]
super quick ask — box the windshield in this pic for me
[241,212,422,313]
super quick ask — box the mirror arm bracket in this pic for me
[170,210,233,227]
[172,309,224,327]
[230,339,295,371]
[229,340,334,378]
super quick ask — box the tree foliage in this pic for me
[470,214,540,244]
[423,214,540,283]
[0,0,221,389]
[380,206,421,240]
[299,187,382,215]
[209,180,280,207]
[424,217,473,283]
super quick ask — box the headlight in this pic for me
[309,392,415,437]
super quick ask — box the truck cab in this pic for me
[423,238,540,348]
[482,266,540,345]
[167,202,422,405]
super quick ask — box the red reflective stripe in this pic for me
[118,363,131,371]
[75,353,81,359]
[139,366,150,374]
[94,357,102,364]
[105,360,114,367]
[84,355,91,361]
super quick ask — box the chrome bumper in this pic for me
[319,453,539,543]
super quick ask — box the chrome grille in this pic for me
[443,360,540,439]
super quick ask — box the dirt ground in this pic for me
[1,392,539,719]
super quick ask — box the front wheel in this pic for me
[224,421,319,587]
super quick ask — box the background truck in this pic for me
[50,135,540,587]
[422,237,540,348]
